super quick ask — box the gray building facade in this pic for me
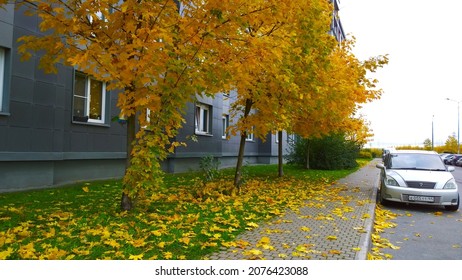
[0,3,292,192]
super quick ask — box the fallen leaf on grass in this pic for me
[128,254,143,261]
[0,248,14,259]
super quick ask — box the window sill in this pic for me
[195,131,213,137]
[72,120,110,128]
[0,112,10,117]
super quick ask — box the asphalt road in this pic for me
[377,165,462,260]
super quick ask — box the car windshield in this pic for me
[389,153,447,171]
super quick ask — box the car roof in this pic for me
[390,150,438,155]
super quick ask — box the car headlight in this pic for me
[443,178,458,189]
[385,175,399,186]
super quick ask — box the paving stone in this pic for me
[207,159,381,260]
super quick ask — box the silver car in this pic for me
[376,150,459,211]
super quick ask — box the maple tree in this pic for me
[290,38,388,169]
[4,0,312,207]
[226,0,337,187]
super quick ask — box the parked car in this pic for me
[444,154,455,164]
[456,158,462,167]
[449,154,462,165]
[440,153,453,161]
[382,147,396,161]
[376,150,459,211]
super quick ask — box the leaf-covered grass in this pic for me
[0,161,368,260]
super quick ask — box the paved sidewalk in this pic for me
[208,159,381,260]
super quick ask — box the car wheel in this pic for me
[445,194,460,212]
[377,188,389,206]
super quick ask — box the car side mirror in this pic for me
[376,163,385,169]
[447,166,455,172]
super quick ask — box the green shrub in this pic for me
[358,150,372,159]
[199,155,221,183]
[286,133,359,170]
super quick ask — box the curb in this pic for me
[354,165,380,260]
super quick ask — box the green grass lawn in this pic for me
[0,160,370,260]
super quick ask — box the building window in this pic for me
[287,133,296,144]
[222,114,229,139]
[73,71,106,124]
[195,103,211,135]
[0,47,5,112]
[246,130,254,141]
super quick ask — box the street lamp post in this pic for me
[432,114,434,150]
[447,98,461,154]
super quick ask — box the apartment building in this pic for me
[0,2,344,192]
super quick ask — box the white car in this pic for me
[376,150,459,211]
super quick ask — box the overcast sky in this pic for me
[339,0,462,148]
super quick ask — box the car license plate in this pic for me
[408,195,434,202]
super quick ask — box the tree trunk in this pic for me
[278,130,284,177]
[234,133,247,192]
[305,140,310,170]
[233,98,253,191]
[121,114,136,211]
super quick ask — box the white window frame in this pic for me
[0,47,5,112]
[287,133,296,144]
[222,114,229,139]
[195,103,211,135]
[73,71,106,124]
[246,130,254,141]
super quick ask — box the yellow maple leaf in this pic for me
[258,236,271,245]
[0,247,14,260]
[179,237,190,245]
[352,247,361,251]
[104,239,121,249]
[151,230,163,237]
[43,247,68,260]
[244,249,263,256]
[329,250,342,255]
[18,242,36,259]
[131,238,146,248]
[295,245,308,253]
[44,228,56,238]
[128,253,143,260]
[326,235,337,240]
[72,248,91,256]
[82,186,89,192]
[163,252,173,259]
[278,253,288,258]
[434,211,443,216]
[300,226,311,232]
[246,222,259,229]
